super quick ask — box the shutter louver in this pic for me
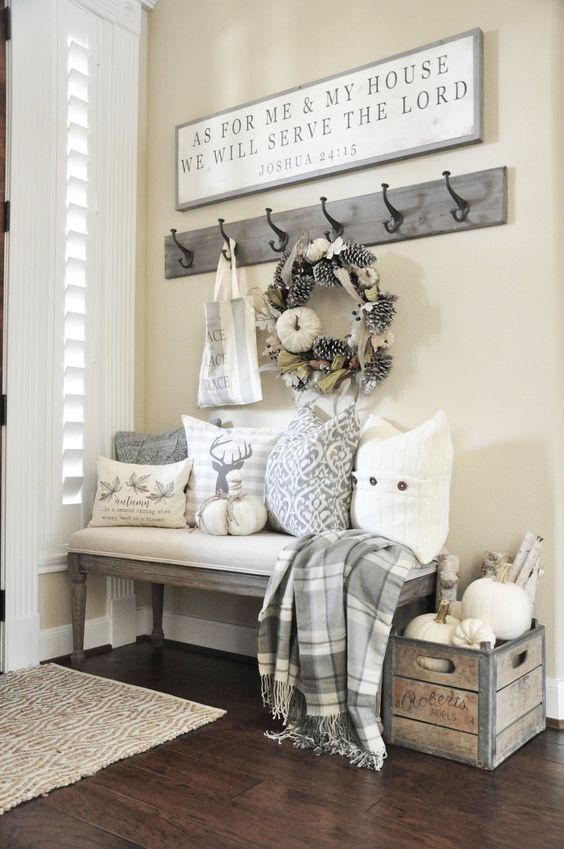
[63,39,89,506]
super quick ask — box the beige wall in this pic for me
[142,0,564,678]
[40,573,107,631]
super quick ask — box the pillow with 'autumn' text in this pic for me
[89,456,192,528]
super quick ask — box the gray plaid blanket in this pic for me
[258,529,416,770]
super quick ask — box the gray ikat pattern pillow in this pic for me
[265,405,360,536]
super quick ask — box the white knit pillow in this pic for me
[350,410,453,563]
[89,457,192,529]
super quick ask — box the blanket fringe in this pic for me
[266,712,386,771]
[261,674,386,771]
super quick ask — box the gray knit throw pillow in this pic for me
[115,427,188,465]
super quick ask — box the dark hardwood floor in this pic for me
[2,642,564,849]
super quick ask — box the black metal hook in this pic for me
[320,196,344,241]
[170,228,194,269]
[381,183,403,234]
[443,171,470,222]
[218,218,238,261]
[265,208,289,253]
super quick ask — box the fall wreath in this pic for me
[258,233,397,396]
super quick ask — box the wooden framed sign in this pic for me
[176,29,483,211]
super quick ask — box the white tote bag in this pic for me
[197,238,263,407]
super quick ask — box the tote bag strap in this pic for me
[212,237,242,301]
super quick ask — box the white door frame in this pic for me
[2,0,145,671]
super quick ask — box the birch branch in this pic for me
[435,554,461,608]
[507,531,537,582]
[524,567,544,608]
[516,536,544,587]
[481,551,511,579]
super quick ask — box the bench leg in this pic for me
[151,583,165,647]
[69,555,87,669]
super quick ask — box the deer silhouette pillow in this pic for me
[182,415,281,526]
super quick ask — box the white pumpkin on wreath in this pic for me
[275,307,322,354]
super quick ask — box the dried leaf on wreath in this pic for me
[278,350,311,383]
[265,287,287,309]
[364,284,379,302]
[331,354,346,372]
[317,368,349,393]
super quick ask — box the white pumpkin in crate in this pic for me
[451,618,496,651]
[461,564,532,641]
[404,600,460,672]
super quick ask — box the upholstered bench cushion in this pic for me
[67,527,292,577]
[67,526,436,582]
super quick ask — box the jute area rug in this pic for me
[0,663,225,815]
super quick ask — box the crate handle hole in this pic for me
[416,656,455,673]
[512,650,528,669]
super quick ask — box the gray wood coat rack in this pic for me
[164,166,507,279]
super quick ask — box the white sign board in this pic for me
[176,29,482,210]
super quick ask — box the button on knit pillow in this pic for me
[350,410,453,563]
[265,405,360,536]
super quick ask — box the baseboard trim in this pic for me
[40,616,110,662]
[136,606,257,657]
[546,677,564,722]
[4,613,41,670]
[42,644,113,666]
[136,634,256,666]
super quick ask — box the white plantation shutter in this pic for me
[62,39,90,507]
[40,6,101,566]
[5,0,142,669]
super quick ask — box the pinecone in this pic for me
[312,335,352,361]
[313,258,341,287]
[363,292,398,334]
[363,350,393,391]
[287,272,315,307]
[273,251,291,288]
[339,241,377,268]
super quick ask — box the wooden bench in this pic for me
[67,527,437,669]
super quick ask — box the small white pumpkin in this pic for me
[276,307,322,354]
[461,563,531,641]
[304,237,330,264]
[404,600,460,672]
[196,472,266,536]
[451,618,496,651]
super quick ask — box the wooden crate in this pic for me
[382,623,546,770]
